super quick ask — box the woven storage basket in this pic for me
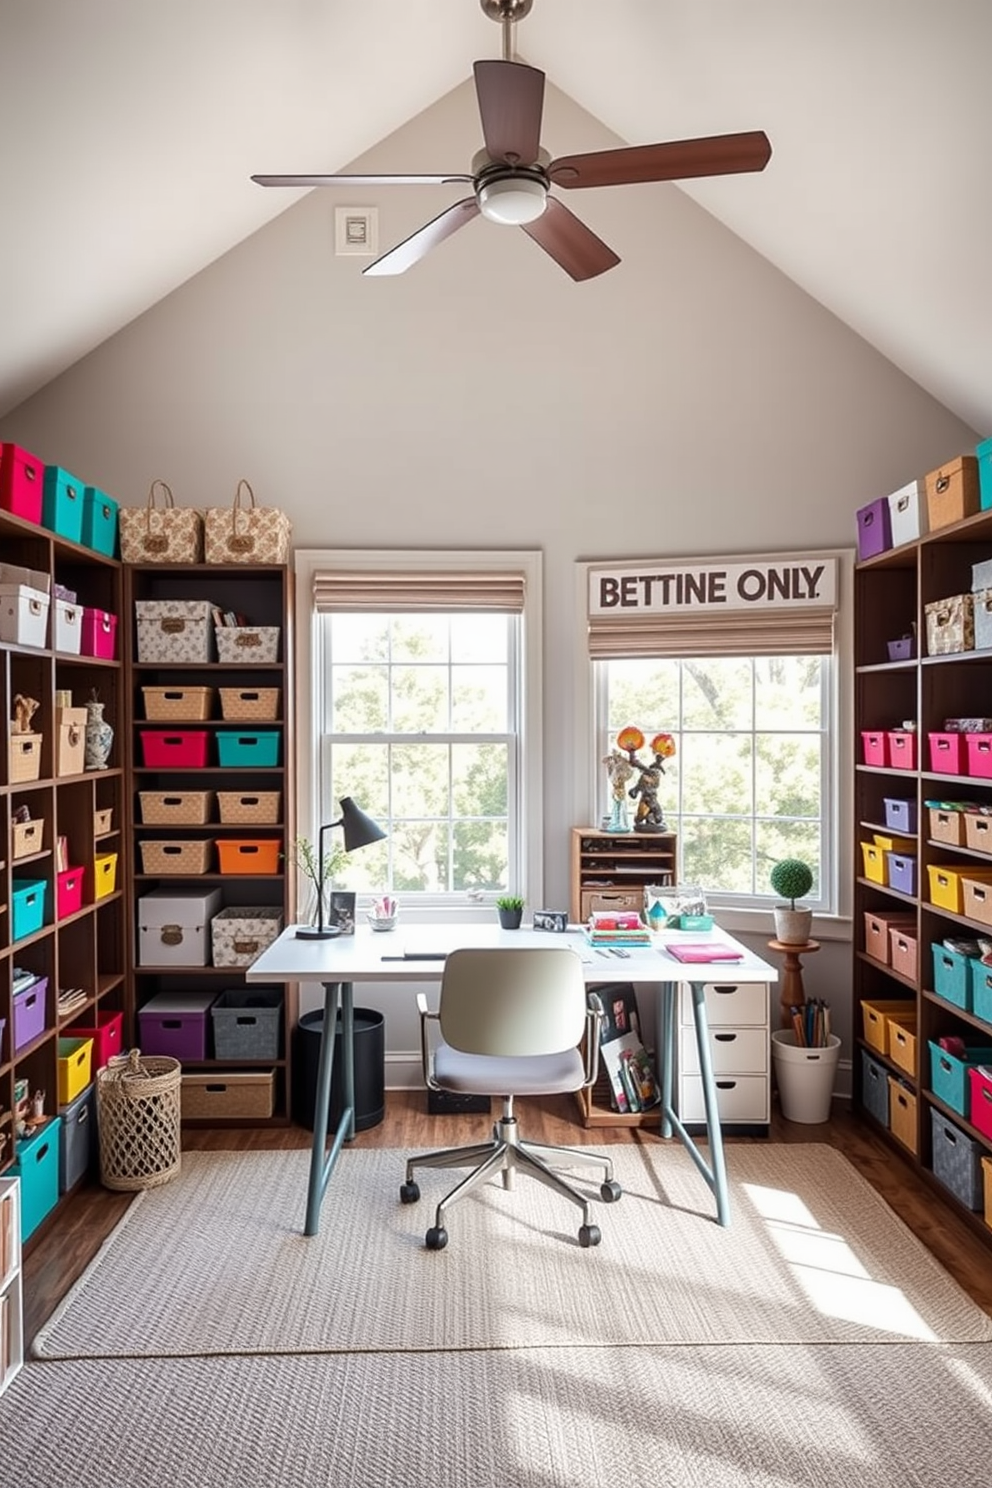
[140,838,213,875]
[143,685,215,721]
[216,790,281,825]
[96,1049,182,1192]
[218,687,280,721]
[139,790,214,826]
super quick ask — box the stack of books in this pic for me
[584,911,652,948]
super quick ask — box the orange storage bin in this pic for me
[861,998,916,1055]
[888,1077,918,1154]
[215,838,281,875]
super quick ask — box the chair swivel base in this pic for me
[400,1112,622,1250]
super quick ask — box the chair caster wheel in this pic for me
[400,1181,420,1204]
[600,1179,622,1203]
[578,1224,601,1248]
[425,1225,448,1250]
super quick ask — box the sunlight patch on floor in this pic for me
[743,1181,938,1341]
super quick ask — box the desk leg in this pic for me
[303,979,357,1238]
[659,981,675,1140]
[656,978,731,1228]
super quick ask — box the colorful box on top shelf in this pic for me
[80,486,119,557]
[887,477,928,545]
[855,498,892,560]
[925,454,980,531]
[0,443,44,522]
[977,436,992,511]
[41,465,85,543]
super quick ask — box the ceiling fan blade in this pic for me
[473,59,545,166]
[363,198,480,276]
[252,173,472,188]
[520,198,620,282]
[549,130,772,189]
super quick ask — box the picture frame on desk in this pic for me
[327,891,356,936]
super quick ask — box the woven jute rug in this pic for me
[32,1142,992,1362]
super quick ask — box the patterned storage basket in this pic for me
[119,480,204,564]
[211,906,284,967]
[96,1049,182,1192]
[216,790,281,825]
[203,480,292,565]
[218,687,280,721]
[140,838,213,875]
[214,625,280,664]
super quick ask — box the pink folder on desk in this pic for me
[665,943,744,963]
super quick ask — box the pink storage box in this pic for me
[13,975,48,1052]
[65,1008,123,1070]
[888,731,917,771]
[140,730,210,768]
[56,865,86,919]
[0,443,44,523]
[81,607,118,660]
[970,1066,992,1141]
[929,732,965,774]
[966,733,992,779]
[861,731,888,767]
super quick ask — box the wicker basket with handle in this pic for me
[96,1049,182,1192]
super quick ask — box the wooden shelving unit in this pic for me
[854,505,992,1251]
[124,564,296,1127]
[569,826,677,925]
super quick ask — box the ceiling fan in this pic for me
[252,0,772,281]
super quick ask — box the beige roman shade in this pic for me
[312,570,526,613]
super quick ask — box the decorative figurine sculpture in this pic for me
[615,726,677,834]
[602,749,635,833]
[12,693,40,733]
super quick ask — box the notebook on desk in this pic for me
[664,942,744,963]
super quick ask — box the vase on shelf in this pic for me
[84,695,114,771]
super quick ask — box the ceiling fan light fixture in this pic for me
[477,175,547,225]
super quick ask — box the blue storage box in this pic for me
[216,730,280,767]
[977,435,992,512]
[11,877,47,941]
[59,1082,96,1194]
[860,1049,889,1126]
[42,465,84,543]
[12,1116,61,1240]
[886,852,916,896]
[856,498,892,561]
[931,942,977,1011]
[883,797,917,834]
[81,486,120,557]
[930,1108,984,1209]
[928,1039,992,1117]
[973,961,992,1023]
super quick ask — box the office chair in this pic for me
[400,945,622,1249]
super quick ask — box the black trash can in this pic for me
[293,1006,385,1132]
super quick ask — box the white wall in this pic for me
[1,78,979,1095]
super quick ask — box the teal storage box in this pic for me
[42,465,84,543]
[12,877,47,941]
[978,436,992,511]
[973,960,992,1023]
[12,1116,61,1240]
[931,942,976,1011]
[928,1039,992,1116]
[81,486,120,557]
[216,730,280,767]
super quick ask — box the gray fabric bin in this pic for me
[860,1049,890,1127]
[211,988,283,1060]
[930,1108,984,1209]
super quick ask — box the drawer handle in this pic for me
[714,1032,737,1043]
[715,1081,738,1091]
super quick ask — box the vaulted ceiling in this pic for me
[2,1,990,433]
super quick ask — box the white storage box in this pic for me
[973,558,992,593]
[887,478,928,546]
[137,887,223,967]
[54,598,83,654]
[135,599,216,663]
[211,906,284,968]
[0,561,51,648]
[214,626,280,664]
[975,590,992,651]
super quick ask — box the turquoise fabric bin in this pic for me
[12,1116,62,1240]
[931,942,977,1011]
[41,465,85,543]
[12,877,47,941]
[928,1039,992,1117]
[81,486,120,557]
[978,435,992,511]
[973,961,992,1023]
[216,730,280,767]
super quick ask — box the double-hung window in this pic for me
[297,550,542,909]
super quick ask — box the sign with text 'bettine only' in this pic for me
[589,558,837,615]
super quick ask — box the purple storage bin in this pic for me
[887,636,915,661]
[884,797,918,834]
[857,498,893,560]
[886,852,917,896]
[13,975,48,1052]
[137,992,215,1061]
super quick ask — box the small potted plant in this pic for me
[770,858,814,945]
[496,894,525,930]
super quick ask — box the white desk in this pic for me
[247,922,777,1236]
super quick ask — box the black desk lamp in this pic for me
[294,796,387,940]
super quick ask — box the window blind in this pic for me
[312,570,526,613]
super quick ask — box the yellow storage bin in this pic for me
[861,998,916,1055]
[888,1077,918,1155]
[872,832,916,855]
[927,863,992,914]
[94,851,119,899]
[58,1036,94,1106]
[888,1015,918,1076]
[861,841,887,884]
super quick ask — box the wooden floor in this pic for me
[22,1092,992,1343]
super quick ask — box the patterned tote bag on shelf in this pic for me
[118,479,204,564]
[203,479,292,565]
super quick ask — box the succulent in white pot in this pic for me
[770,858,814,945]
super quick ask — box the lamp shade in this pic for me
[337,795,387,852]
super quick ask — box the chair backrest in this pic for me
[437,946,587,1058]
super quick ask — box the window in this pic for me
[297,550,542,908]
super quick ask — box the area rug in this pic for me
[7,1342,992,1487]
[31,1143,992,1361]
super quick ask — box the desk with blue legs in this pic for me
[247,923,777,1235]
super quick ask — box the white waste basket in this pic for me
[771,1030,841,1123]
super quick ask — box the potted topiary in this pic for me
[496,895,525,930]
[770,858,814,945]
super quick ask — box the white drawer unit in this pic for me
[672,980,771,1130]
[0,1177,24,1396]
